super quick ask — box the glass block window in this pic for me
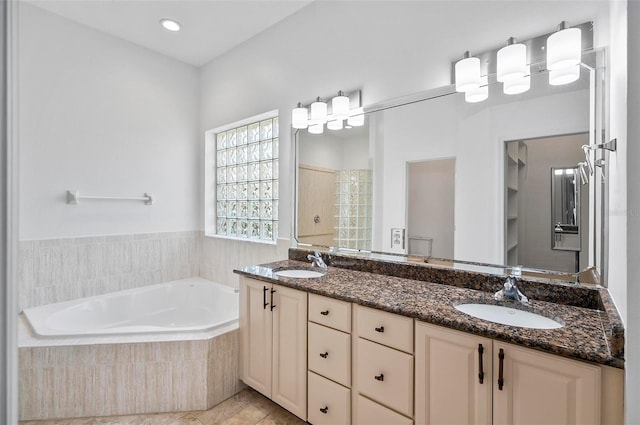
[334,169,372,250]
[214,116,279,241]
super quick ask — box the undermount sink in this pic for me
[454,303,563,329]
[274,269,325,279]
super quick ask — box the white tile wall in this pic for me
[19,231,201,310]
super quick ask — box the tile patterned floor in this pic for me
[19,389,307,425]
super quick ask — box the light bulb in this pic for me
[327,117,344,130]
[497,39,527,82]
[291,103,308,129]
[464,76,488,103]
[331,91,350,120]
[160,19,181,32]
[347,107,365,127]
[309,98,328,125]
[547,23,581,71]
[455,52,481,93]
[308,123,324,134]
[549,64,580,85]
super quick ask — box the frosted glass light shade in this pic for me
[503,66,530,94]
[327,118,344,130]
[455,55,481,92]
[347,107,365,127]
[464,76,488,103]
[331,94,350,120]
[497,43,527,82]
[308,123,324,134]
[291,105,308,129]
[546,27,581,71]
[549,63,580,85]
[309,99,328,125]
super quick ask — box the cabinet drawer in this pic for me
[308,322,351,387]
[357,338,413,417]
[309,293,351,333]
[308,371,350,425]
[355,395,413,425]
[356,305,413,353]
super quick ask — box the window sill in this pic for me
[204,233,278,246]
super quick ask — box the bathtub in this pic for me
[23,277,239,337]
[19,277,244,420]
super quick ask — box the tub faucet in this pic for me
[494,275,529,304]
[307,251,328,270]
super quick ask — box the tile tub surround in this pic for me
[19,231,201,310]
[18,327,243,421]
[234,260,624,369]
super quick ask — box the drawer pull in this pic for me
[320,310,330,316]
[374,326,385,333]
[374,373,384,382]
[263,286,268,310]
[320,406,329,414]
[270,288,276,311]
[320,352,329,358]
[498,348,505,391]
[478,343,485,384]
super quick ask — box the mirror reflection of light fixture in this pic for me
[497,38,527,82]
[464,76,488,103]
[549,63,580,86]
[331,91,350,120]
[455,51,481,93]
[347,107,365,127]
[504,66,531,94]
[308,123,324,134]
[309,97,328,125]
[547,21,582,71]
[291,102,308,129]
[327,117,344,130]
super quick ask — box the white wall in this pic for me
[298,131,369,171]
[19,3,200,240]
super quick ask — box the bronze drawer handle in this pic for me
[320,406,328,414]
[374,326,385,333]
[374,373,384,381]
[263,286,268,310]
[498,348,505,391]
[478,343,485,384]
[320,352,328,358]
[320,310,330,316]
[270,288,276,311]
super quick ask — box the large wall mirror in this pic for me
[294,49,607,280]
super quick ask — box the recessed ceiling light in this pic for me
[160,19,181,32]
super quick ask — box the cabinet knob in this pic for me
[374,373,384,381]
[320,310,330,316]
[320,352,329,358]
[320,406,328,414]
[374,326,385,333]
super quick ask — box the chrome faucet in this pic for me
[494,275,529,304]
[307,251,328,270]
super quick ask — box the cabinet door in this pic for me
[272,284,308,420]
[415,322,492,425]
[493,341,600,425]
[240,278,272,398]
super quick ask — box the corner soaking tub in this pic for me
[23,277,238,337]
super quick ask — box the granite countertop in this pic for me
[234,259,624,369]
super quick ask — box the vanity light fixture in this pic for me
[497,38,527,82]
[455,51,481,93]
[347,107,365,127]
[327,117,344,130]
[546,21,582,71]
[160,18,181,32]
[309,97,328,125]
[308,123,324,134]
[503,66,531,94]
[291,103,308,129]
[464,76,488,103]
[331,91,350,120]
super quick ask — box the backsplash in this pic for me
[19,231,200,310]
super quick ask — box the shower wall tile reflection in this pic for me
[334,169,372,250]
[19,231,200,309]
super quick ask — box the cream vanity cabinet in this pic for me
[239,276,307,420]
[353,305,415,424]
[415,321,603,425]
[307,294,352,425]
